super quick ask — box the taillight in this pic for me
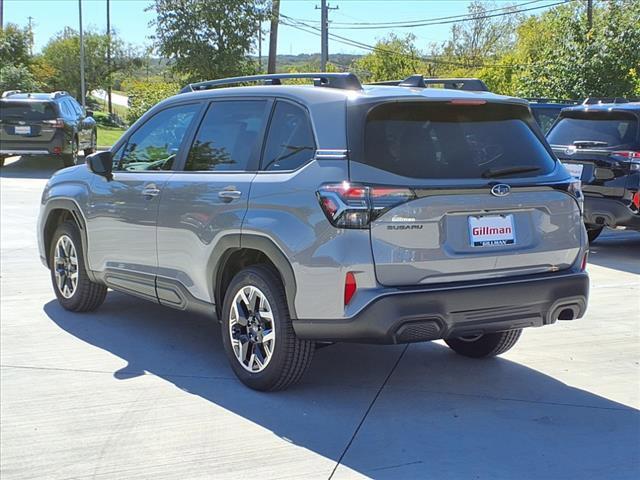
[43,118,64,128]
[567,179,584,214]
[632,191,640,211]
[344,272,357,306]
[317,182,416,229]
[612,151,640,171]
[580,251,588,271]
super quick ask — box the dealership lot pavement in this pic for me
[1,156,639,480]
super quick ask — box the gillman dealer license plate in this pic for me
[469,214,516,247]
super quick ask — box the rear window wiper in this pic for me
[573,140,608,147]
[481,165,541,178]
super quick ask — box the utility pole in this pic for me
[267,0,280,74]
[315,1,338,72]
[106,0,112,116]
[27,16,34,55]
[587,0,593,30]
[258,19,262,73]
[0,0,4,30]
[79,0,86,107]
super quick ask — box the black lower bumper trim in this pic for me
[293,271,589,344]
[584,196,640,230]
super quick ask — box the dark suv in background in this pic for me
[0,91,97,168]
[548,102,640,241]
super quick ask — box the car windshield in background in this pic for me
[0,101,57,121]
[531,107,563,133]
[363,102,555,179]
[547,115,638,148]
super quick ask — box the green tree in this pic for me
[126,80,179,124]
[0,23,31,68]
[148,0,267,82]
[353,34,426,82]
[0,64,40,92]
[38,27,141,100]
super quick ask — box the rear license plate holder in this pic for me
[469,214,516,247]
[14,126,31,135]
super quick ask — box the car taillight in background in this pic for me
[612,151,640,171]
[317,182,416,229]
[42,118,64,128]
[567,179,584,214]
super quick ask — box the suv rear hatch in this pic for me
[0,100,59,145]
[339,99,582,286]
[547,109,639,200]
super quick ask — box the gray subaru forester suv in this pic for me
[38,73,589,391]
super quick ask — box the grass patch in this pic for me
[97,125,125,148]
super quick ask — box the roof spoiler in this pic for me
[180,73,362,93]
[368,75,489,92]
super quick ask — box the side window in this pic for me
[185,100,269,172]
[59,100,73,119]
[262,101,315,171]
[68,98,83,116]
[116,103,200,172]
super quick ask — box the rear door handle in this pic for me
[142,185,161,197]
[218,190,242,201]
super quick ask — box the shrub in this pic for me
[127,80,179,124]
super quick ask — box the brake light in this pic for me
[580,251,588,271]
[632,191,640,210]
[344,272,357,306]
[317,182,416,229]
[612,151,640,171]
[43,118,64,128]
[567,179,584,214]
[449,99,487,105]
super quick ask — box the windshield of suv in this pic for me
[362,102,555,179]
[0,101,57,121]
[547,114,638,148]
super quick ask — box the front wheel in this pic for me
[221,265,314,391]
[49,220,107,311]
[445,329,522,358]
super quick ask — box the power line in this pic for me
[280,14,549,70]
[288,0,574,30]
[294,0,548,26]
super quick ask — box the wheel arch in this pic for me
[212,234,298,320]
[41,199,97,282]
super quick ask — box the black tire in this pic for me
[445,329,522,358]
[49,220,107,312]
[221,265,314,391]
[83,131,96,156]
[63,138,78,167]
[586,225,604,243]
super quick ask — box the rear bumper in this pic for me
[293,270,589,344]
[0,135,66,157]
[584,196,640,230]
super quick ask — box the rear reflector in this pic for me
[52,146,62,155]
[632,191,640,210]
[344,272,357,306]
[581,252,588,271]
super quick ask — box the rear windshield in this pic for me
[531,107,562,133]
[362,102,555,179]
[0,101,57,121]
[547,114,638,148]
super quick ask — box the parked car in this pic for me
[0,90,97,167]
[526,98,580,133]
[547,102,640,241]
[37,73,589,391]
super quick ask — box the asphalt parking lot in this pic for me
[1,156,639,480]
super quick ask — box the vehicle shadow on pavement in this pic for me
[588,229,640,275]
[0,156,69,179]
[43,293,640,479]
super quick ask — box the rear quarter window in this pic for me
[359,102,555,179]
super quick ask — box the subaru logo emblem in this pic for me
[491,184,511,197]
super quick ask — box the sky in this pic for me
[3,0,562,56]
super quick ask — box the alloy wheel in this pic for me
[229,285,276,373]
[53,234,79,298]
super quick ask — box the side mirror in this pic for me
[86,110,94,117]
[86,151,113,180]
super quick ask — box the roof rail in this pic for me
[582,96,629,105]
[52,91,70,98]
[368,76,489,92]
[1,90,22,98]
[180,73,362,94]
